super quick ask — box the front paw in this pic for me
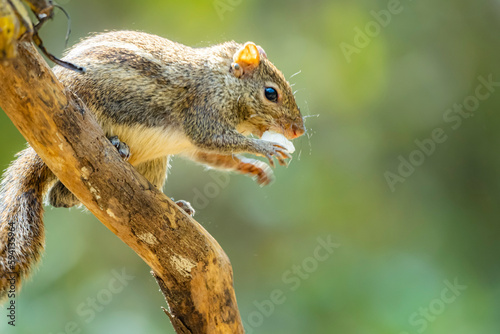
[252,139,292,167]
[238,158,274,186]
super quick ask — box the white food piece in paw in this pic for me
[261,131,295,153]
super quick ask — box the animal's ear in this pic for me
[232,42,261,78]
[257,45,267,59]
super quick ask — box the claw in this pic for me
[271,144,292,166]
[275,149,291,166]
[174,200,195,216]
[278,149,292,160]
[254,139,293,169]
[266,154,275,168]
[108,136,131,161]
[252,165,273,185]
[238,158,274,186]
[258,173,273,186]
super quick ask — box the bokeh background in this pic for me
[1,0,500,333]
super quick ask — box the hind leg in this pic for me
[134,157,194,216]
[48,181,81,208]
[134,156,169,190]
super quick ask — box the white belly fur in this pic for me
[106,123,194,165]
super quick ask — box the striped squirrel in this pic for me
[0,30,305,301]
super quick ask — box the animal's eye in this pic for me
[264,87,278,103]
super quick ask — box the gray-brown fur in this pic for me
[0,147,56,301]
[0,30,305,300]
[54,31,302,147]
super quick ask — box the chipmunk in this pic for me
[0,30,305,301]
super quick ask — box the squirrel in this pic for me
[0,30,305,301]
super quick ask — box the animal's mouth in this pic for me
[258,123,305,140]
[240,117,305,140]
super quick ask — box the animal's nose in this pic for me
[290,121,305,139]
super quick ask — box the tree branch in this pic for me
[0,40,244,333]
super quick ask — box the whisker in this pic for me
[289,70,302,79]
[303,114,320,119]
[303,100,310,115]
[306,130,315,156]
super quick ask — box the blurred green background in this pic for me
[1,0,500,333]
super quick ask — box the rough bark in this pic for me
[0,40,244,333]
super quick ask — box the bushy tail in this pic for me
[0,147,55,302]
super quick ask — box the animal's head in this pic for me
[231,42,305,140]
